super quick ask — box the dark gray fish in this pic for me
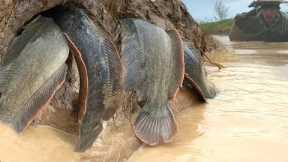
[184,47,216,99]
[54,7,123,152]
[0,16,69,133]
[121,19,185,146]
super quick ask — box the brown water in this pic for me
[128,36,288,162]
[0,123,80,162]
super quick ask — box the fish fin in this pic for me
[134,103,177,146]
[64,33,88,121]
[183,74,207,103]
[13,64,67,133]
[167,29,185,100]
[102,38,123,120]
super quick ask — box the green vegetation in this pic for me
[200,19,233,35]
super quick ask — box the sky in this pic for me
[183,0,288,22]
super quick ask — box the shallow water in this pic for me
[128,36,288,162]
[0,123,80,162]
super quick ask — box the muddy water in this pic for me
[128,36,288,162]
[0,123,80,162]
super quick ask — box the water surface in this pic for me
[0,123,79,162]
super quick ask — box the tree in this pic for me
[214,0,229,20]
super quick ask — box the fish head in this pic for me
[184,47,217,99]
[76,117,103,152]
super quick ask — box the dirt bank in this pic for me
[0,0,217,58]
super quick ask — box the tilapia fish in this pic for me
[183,47,216,99]
[54,7,123,152]
[121,19,185,146]
[0,16,69,133]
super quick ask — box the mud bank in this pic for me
[0,0,217,58]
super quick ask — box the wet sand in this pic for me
[128,36,288,162]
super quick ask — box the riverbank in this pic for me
[200,19,233,35]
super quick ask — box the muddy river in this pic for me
[128,36,288,162]
[0,36,288,162]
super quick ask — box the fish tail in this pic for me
[134,103,177,146]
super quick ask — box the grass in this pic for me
[200,19,233,35]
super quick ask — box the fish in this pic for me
[121,19,185,146]
[183,47,216,99]
[0,16,69,133]
[54,7,123,152]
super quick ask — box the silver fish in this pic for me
[121,19,185,146]
[54,7,123,152]
[0,16,69,133]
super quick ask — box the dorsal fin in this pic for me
[64,33,88,122]
[167,29,185,100]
